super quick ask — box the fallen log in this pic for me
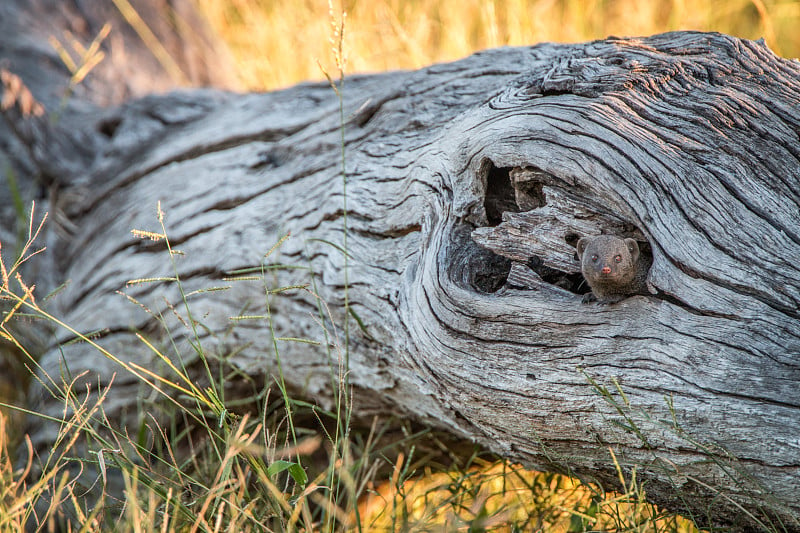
[3,20,799,529]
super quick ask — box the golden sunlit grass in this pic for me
[194,0,798,90]
[356,459,701,532]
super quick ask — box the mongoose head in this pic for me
[576,235,640,288]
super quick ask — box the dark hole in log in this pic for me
[472,252,512,293]
[98,116,122,138]
[484,166,518,225]
[564,232,581,249]
[452,223,511,293]
[484,164,548,226]
[527,254,590,294]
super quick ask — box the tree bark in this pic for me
[2,18,799,529]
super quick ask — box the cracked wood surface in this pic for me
[3,28,800,528]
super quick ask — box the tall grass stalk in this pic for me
[316,2,357,529]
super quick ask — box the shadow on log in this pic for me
[2,15,799,530]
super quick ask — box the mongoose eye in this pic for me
[614,255,622,263]
[591,254,598,262]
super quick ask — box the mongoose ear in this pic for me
[576,237,588,257]
[624,238,640,263]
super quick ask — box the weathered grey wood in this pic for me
[4,27,800,529]
[0,0,236,257]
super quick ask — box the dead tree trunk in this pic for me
[2,16,799,529]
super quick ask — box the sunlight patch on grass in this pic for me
[357,460,702,532]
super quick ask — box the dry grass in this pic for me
[356,459,702,532]
[193,0,798,90]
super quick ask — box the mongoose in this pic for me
[576,235,650,304]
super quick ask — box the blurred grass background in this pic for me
[194,0,799,90]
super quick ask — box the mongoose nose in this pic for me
[601,266,612,274]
